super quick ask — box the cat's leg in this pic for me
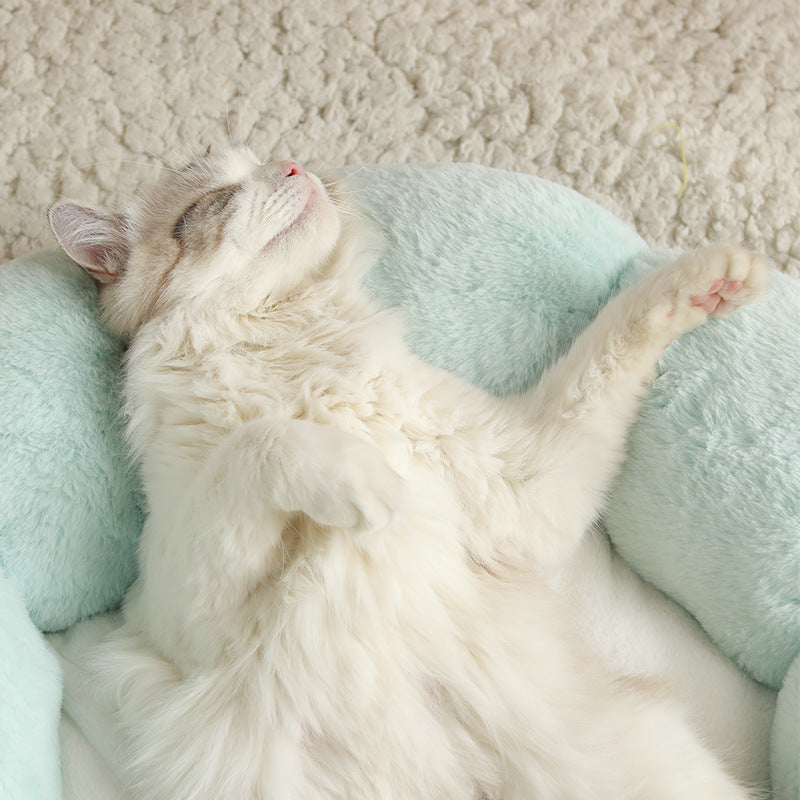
[595,686,753,800]
[434,578,750,800]
[503,677,753,800]
[134,416,406,666]
[503,245,769,567]
[104,416,403,800]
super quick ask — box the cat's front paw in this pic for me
[682,244,770,318]
[250,418,407,534]
[298,433,407,534]
[653,245,770,335]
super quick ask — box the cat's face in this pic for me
[49,146,342,338]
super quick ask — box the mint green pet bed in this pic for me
[1,164,797,799]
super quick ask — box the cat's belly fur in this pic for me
[131,348,531,671]
[120,474,603,800]
[114,313,598,798]
[117,556,600,798]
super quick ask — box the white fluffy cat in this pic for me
[50,146,769,800]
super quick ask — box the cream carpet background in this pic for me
[2,0,799,276]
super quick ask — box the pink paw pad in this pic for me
[689,280,744,313]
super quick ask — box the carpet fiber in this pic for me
[1,0,798,277]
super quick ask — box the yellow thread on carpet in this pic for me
[650,123,689,199]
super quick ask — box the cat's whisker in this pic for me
[323,186,413,246]
[143,148,179,173]
[161,139,182,170]
[225,92,236,148]
[150,117,185,169]
[241,96,263,152]
[318,140,395,191]
[327,198,366,220]
[365,137,395,164]
[75,157,181,175]
[322,162,377,189]
[244,121,256,152]
[35,153,158,173]
[333,163,375,184]
[329,194,416,251]
[364,215,415,251]
[236,93,249,149]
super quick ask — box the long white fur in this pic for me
[51,146,770,799]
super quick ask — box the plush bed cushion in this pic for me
[1,164,797,796]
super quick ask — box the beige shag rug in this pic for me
[2,0,799,276]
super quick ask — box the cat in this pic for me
[50,145,769,800]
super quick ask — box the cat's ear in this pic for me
[48,202,130,284]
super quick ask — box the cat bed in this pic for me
[1,163,797,799]
[0,565,62,800]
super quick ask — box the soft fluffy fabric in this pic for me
[0,249,143,631]
[0,565,62,800]
[349,162,655,395]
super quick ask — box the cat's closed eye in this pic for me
[172,185,241,247]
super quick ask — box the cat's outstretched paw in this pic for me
[653,245,770,335]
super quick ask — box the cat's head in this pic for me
[49,146,342,339]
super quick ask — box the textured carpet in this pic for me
[1,0,799,276]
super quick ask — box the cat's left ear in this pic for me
[49,202,130,284]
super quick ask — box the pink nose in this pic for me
[282,161,305,177]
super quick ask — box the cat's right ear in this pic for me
[48,202,130,284]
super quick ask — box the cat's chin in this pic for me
[259,182,330,254]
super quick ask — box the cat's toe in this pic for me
[661,245,770,330]
[689,278,747,315]
[692,245,770,317]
